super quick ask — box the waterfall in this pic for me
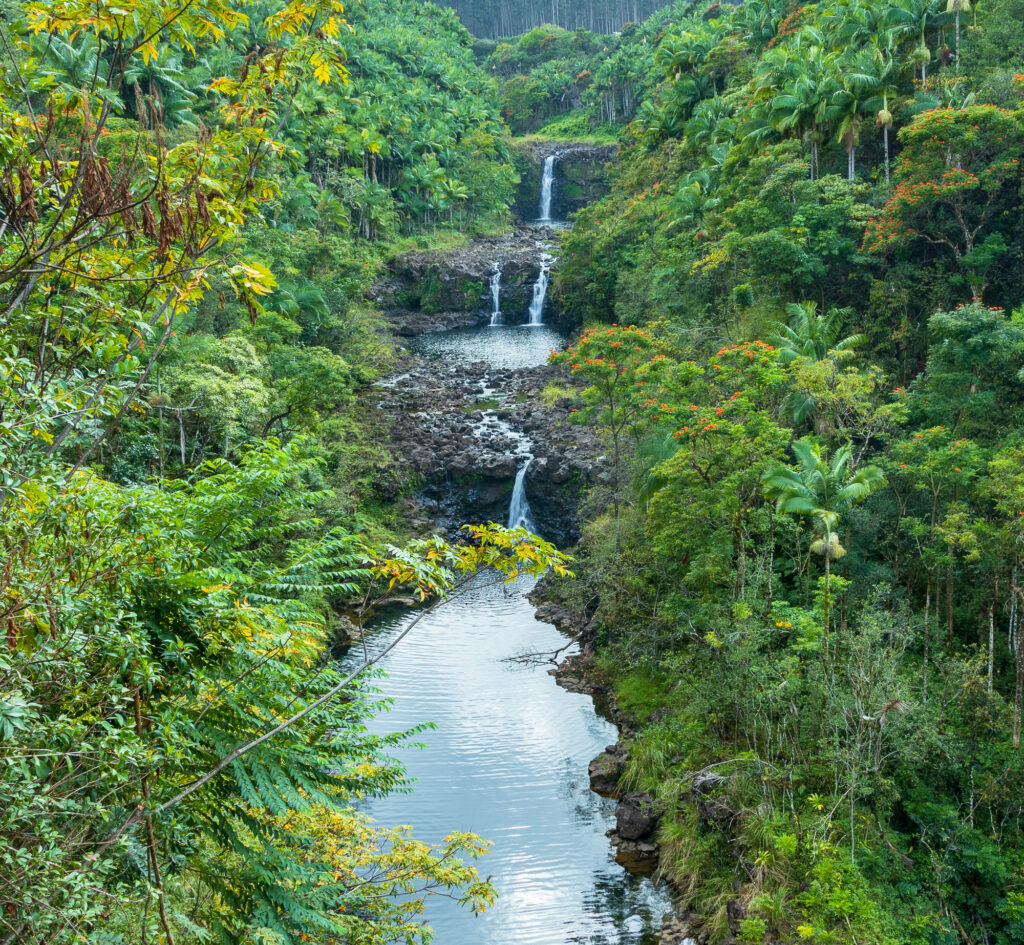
[488,264,502,326]
[538,155,556,222]
[508,458,536,532]
[528,254,552,326]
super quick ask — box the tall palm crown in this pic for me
[763,438,886,636]
[763,439,885,561]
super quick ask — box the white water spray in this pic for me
[508,458,536,532]
[528,254,552,326]
[488,264,502,326]
[538,154,556,221]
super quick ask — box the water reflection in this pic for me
[409,324,566,371]
[341,575,673,944]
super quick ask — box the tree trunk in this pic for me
[157,404,164,480]
[947,563,954,648]
[955,9,961,70]
[1012,572,1022,748]
[923,583,931,703]
[883,124,890,186]
[988,598,995,691]
[823,552,831,646]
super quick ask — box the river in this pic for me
[344,321,674,944]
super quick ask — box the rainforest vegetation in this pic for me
[440,0,677,41]
[6,0,1024,941]
[537,0,1024,941]
[0,0,564,942]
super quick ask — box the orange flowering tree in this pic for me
[550,324,680,540]
[645,341,791,603]
[863,106,1024,298]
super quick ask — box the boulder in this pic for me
[588,750,625,796]
[615,791,659,840]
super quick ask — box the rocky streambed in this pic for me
[376,347,603,547]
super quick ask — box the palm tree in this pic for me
[828,83,869,181]
[862,40,902,186]
[885,0,944,82]
[771,302,866,422]
[766,48,839,180]
[947,0,970,69]
[763,439,885,639]
[773,301,865,363]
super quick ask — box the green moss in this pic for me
[459,278,484,309]
[418,272,446,315]
[613,669,669,723]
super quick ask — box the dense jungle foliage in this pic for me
[7,0,1024,939]
[538,0,1024,941]
[0,0,571,942]
[483,9,691,137]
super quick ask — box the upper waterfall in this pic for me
[538,155,556,222]
[488,264,502,326]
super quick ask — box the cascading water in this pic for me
[528,254,552,326]
[538,154,556,222]
[488,264,502,326]
[508,457,536,532]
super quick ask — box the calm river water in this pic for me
[410,323,566,371]
[343,575,672,944]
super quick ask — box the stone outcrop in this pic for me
[588,743,627,797]
[615,791,659,840]
[512,140,619,222]
[375,354,601,547]
[374,228,560,330]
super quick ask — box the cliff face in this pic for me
[373,229,559,333]
[376,356,601,548]
[512,141,619,223]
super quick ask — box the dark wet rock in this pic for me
[697,796,735,826]
[511,141,619,223]
[533,601,583,634]
[588,748,626,797]
[726,899,745,934]
[388,309,487,337]
[376,352,602,547]
[376,228,561,329]
[659,911,700,945]
[328,614,359,651]
[613,842,660,876]
[615,792,659,841]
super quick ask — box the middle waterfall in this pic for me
[528,254,552,326]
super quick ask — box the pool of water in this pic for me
[410,324,566,371]
[342,574,673,944]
